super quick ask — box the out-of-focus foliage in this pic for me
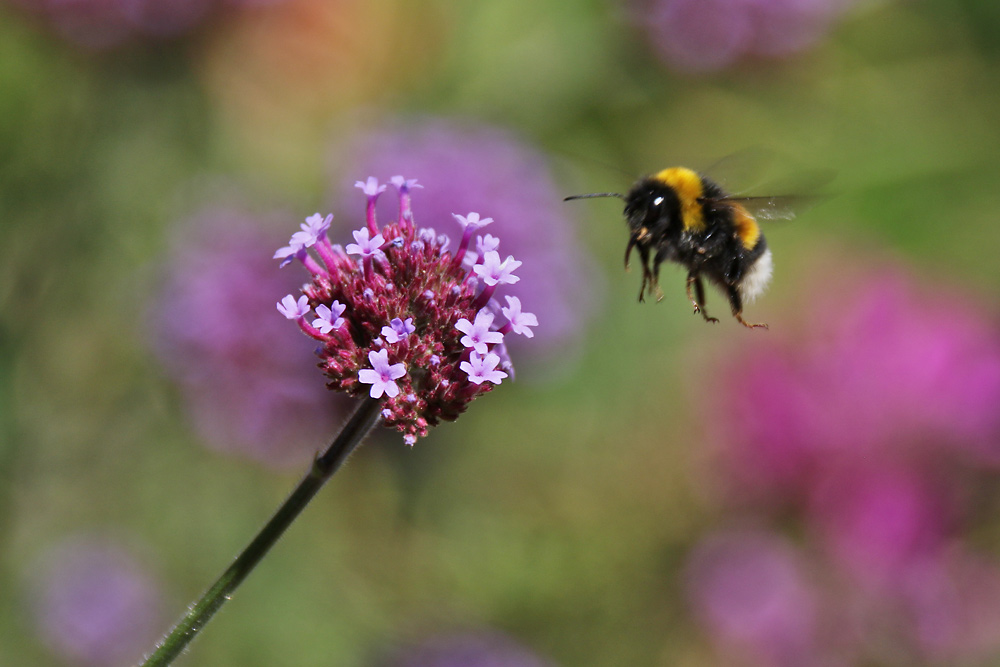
[3,0,1000,665]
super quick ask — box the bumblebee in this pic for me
[566,167,799,329]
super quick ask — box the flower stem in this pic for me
[141,397,384,667]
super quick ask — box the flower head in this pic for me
[278,177,536,443]
[330,118,601,369]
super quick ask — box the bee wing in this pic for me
[715,194,820,221]
[701,147,778,195]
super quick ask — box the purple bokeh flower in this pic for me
[154,206,349,466]
[28,535,165,667]
[685,530,824,666]
[711,271,1000,503]
[636,0,850,73]
[278,177,535,444]
[9,0,287,50]
[694,268,1000,664]
[329,118,600,372]
[374,631,554,667]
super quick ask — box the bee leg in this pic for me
[686,272,718,323]
[727,286,768,330]
[635,243,656,303]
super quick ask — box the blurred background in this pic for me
[2,0,1000,665]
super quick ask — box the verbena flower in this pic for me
[277,177,537,445]
[29,535,165,667]
[8,0,280,50]
[329,119,598,370]
[374,631,553,667]
[685,530,822,666]
[155,206,348,466]
[636,0,849,73]
[692,269,1000,664]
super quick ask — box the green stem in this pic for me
[141,397,384,667]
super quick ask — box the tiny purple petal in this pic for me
[501,296,538,338]
[460,351,508,385]
[476,233,500,256]
[273,245,303,268]
[277,294,310,320]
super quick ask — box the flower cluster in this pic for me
[276,177,537,445]
[688,270,1000,665]
[9,0,284,51]
[330,118,598,368]
[637,0,850,73]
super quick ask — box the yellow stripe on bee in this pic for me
[654,167,705,231]
[731,204,761,250]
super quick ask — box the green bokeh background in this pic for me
[2,0,1000,665]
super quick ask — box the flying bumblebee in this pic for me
[566,166,804,329]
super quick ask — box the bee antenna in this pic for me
[563,192,625,202]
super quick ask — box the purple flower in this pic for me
[358,349,407,399]
[278,177,536,443]
[375,631,553,667]
[276,294,310,320]
[29,535,165,667]
[153,206,348,466]
[389,175,422,192]
[345,227,387,259]
[710,271,1000,502]
[899,551,1000,662]
[328,118,601,370]
[475,234,500,259]
[355,176,388,198]
[500,296,538,338]
[698,267,1000,663]
[473,251,521,286]
[810,466,952,587]
[313,301,346,333]
[381,317,415,343]
[8,0,284,50]
[460,351,508,385]
[455,310,504,354]
[452,211,493,231]
[685,530,824,666]
[637,0,849,73]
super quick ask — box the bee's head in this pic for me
[624,180,681,235]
